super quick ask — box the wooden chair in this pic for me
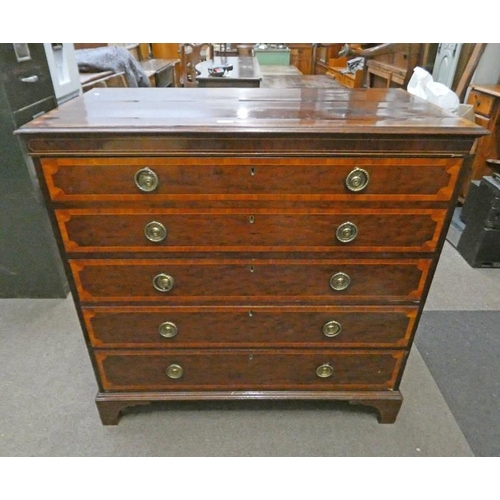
[179,43,214,87]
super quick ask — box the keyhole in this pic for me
[250,167,256,176]
[250,265,254,273]
[248,310,254,317]
[249,215,255,224]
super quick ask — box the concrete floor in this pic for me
[426,241,500,311]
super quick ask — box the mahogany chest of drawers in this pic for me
[18,88,484,424]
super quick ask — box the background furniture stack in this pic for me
[330,43,436,89]
[461,84,500,199]
[312,44,344,75]
[447,82,500,267]
[327,56,364,89]
[74,43,179,90]
[287,44,314,75]
[361,43,430,88]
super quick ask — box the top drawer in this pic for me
[40,156,461,203]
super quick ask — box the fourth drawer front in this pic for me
[83,305,418,348]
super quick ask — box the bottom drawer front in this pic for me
[95,349,404,391]
[84,306,417,348]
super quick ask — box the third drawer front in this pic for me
[56,209,446,253]
[83,305,418,348]
[71,259,431,303]
[95,349,405,392]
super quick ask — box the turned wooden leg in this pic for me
[350,394,403,424]
[95,399,150,425]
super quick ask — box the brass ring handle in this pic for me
[330,272,351,291]
[323,320,342,338]
[166,364,184,379]
[144,221,167,242]
[153,273,175,293]
[134,167,159,192]
[316,364,334,378]
[336,221,358,243]
[158,321,178,338]
[346,167,370,192]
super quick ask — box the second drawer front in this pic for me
[95,349,404,391]
[57,209,445,253]
[84,306,418,348]
[71,259,430,303]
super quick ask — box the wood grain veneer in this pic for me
[56,209,445,253]
[95,349,404,392]
[70,258,431,303]
[41,156,461,202]
[83,305,417,348]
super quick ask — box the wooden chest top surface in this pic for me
[17,87,484,136]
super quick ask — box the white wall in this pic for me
[471,43,500,85]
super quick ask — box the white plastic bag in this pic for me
[407,66,459,113]
[407,66,433,100]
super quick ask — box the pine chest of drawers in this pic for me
[18,88,484,424]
